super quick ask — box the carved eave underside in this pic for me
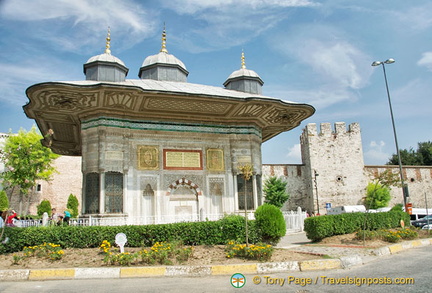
[24,83,315,155]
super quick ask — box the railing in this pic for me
[15,210,305,229]
[282,209,307,232]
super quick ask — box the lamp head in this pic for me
[371,61,382,66]
[384,58,395,64]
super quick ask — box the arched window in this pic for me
[105,171,123,213]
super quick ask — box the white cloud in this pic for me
[264,23,373,110]
[265,85,354,110]
[417,52,432,71]
[364,140,389,164]
[161,0,319,15]
[0,60,77,106]
[277,24,372,90]
[286,143,302,163]
[159,0,320,52]
[1,0,157,52]
[393,4,432,30]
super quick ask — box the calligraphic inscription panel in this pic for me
[163,149,203,170]
[138,146,159,170]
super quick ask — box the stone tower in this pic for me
[300,122,367,213]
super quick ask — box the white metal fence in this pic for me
[15,210,306,230]
[282,209,307,232]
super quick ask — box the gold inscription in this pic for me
[164,150,202,170]
[138,146,159,170]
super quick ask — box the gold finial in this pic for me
[160,23,168,53]
[241,50,246,69]
[105,27,111,54]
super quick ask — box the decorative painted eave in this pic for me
[24,80,315,155]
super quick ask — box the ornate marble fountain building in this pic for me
[23,30,314,223]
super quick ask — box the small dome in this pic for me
[226,68,262,81]
[141,52,187,71]
[223,52,263,94]
[83,28,128,82]
[86,53,126,67]
[139,26,188,82]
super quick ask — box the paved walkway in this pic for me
[277,230,311,249]
[277,230,378,262]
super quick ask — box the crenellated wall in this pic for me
[262,122,432,214]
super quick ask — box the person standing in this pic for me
[6,210,18,227]
[63,210,71,225]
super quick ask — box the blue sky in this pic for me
[0,0,431,165]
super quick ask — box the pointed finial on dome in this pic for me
[241,50,246,69]
[105,27,111,54]
[160,23,168,53]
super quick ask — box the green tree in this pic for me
[417,141,432,165]
[364,182,391,209]
[387,141,432,166]
[263,176,289,208]
[37,199,52,217]
[67,194,79,218]
[0,127,59,215]
[0,190,9,211]
[364,169,399,209]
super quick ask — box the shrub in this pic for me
[37,199,52,217]
[254,204,286,244]
[0,216,263,254]
[390,204,403,212]
[364,182,391,209]
[0,190,9,211]
[304,210,410,242]
[67,194,79,218]
[263,176,289,208]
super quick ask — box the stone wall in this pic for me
[364,165,432,209]
[7,156,82,215]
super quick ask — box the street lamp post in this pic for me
[371,58,408,207]
[313,170,320,215]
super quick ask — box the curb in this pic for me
[1,238,431,281]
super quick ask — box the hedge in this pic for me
[304,211,410,242]
[0,215,261,254]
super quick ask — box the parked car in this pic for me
[422,224,432,230]
[411,215,432,228]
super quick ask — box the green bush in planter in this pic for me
[254,204,286,244]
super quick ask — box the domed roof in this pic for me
[139,26,188,82]
[85,28,126,67]
[226,67,262,81]
[224,52,263,85]
[83,28,128,82]
[224,52,263,94]
[86,53,126,66]
[141,51,187,71]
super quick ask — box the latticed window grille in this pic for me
[85,172,100,214]
[105,172,123,213]
[237,175,254,210]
